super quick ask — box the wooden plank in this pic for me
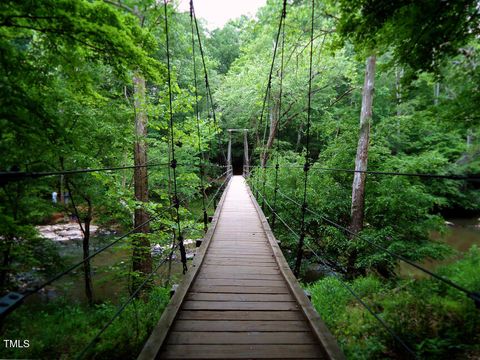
[212,239,267,244]
[213,238,267,242]
[167,331,317,345]
[213,229,266,234]
[206,253,275,261]
[197,272,283,280]
[204,257,275,264]
[200,265,279,274]
[160,344,324,359]
[207,247,270,252]
[194,278,286,287]
[190,285,289,294]
[203,256,275,262]
[204,261,276,267]
[208,243,268,247]
[173,320,310,332]
[210,235,265,240]
[182,300,299,311]
[186,292,294,302]
[178,310,304,321]
[207,249,272,254]
[204,253,274,259]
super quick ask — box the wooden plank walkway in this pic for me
[139,176,344,359]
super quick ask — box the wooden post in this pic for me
[227,130,232,177]
[243,129,249,176]
[350,55,376,236]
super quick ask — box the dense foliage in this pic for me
[308,246,480,359]
[2,287,170,359]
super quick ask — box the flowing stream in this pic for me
[399,215,480,278]
[26,224,189,306]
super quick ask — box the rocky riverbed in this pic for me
[36,222,114,242]
[36,222,199,259]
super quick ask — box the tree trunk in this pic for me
[65,180,95,306]
[350,55,376,235]
[395,67,403,117]
[59,174,65,204]
[0,237,13,291]
[434,82,440,105]
[296,121,303,151]
[83,199,94,306]
[132,72,152,278]
[260,98,280,168]
[467,129,473,149]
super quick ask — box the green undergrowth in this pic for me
[307,246,480,359]
[0,287,170,359]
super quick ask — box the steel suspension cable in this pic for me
[253,164,480,181]
[271,5,287,231]
[256,0,287,202]
[302,241,418,359]
[190,0,224,161]
[182,174,230,235]
[294,0,315,276]
[261,88,273,210]
[164,0,187,274]
[251,184,417,358]
[76,243,179,360]
[263,181,480,307]
[257,0,287,165]
[0,162,170,183]
[190,0,208,233]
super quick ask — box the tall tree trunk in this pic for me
[348,55,376,277]
[350,55,376,235]
[260,98,280,167]
[82,199,94,306]
[395,67,403,140]
[132,72,152,278]
[467,129,473,149]
[66,180,94,306]
[434,82,440,105]
[296,121,303,151]
[395,67,403,117]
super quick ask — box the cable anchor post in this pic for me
[294,231,306,277]
[178,235,188,274]
[203,209,208,233]
[469,292,480,309]
[0,292,26,320]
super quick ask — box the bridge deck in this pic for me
[139,176,343,359]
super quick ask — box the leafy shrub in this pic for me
[307,247,480,359]
[0,287,170,359]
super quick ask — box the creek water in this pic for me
[303,215,480,283]
[399,215,480,278]
[26,234,187,306]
